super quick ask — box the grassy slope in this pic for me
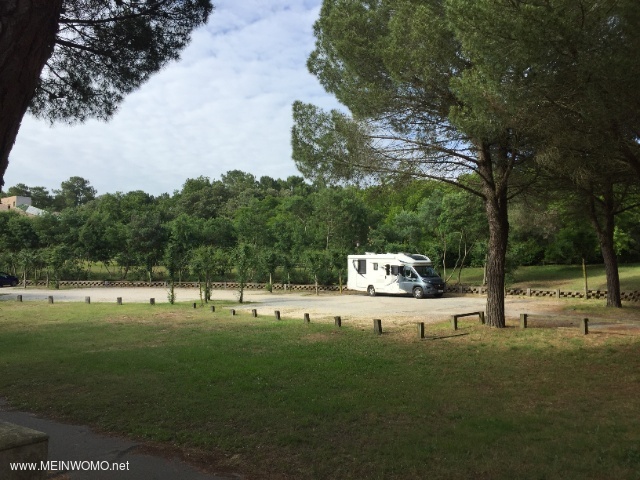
[452,263,640,291]
[1,302,639,479]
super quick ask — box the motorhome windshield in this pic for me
[413,265,439,278]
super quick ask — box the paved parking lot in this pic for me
[0,286,566,328]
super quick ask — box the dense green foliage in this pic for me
[1,172,639,285]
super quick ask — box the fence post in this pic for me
[304,313,310,323]
[16,295,22,302]
[479,311,485,324]
[520,313,528,329]
[581,318,589,335]
[85,296,90,304]
[373,319,382,335]
[210,305,215,312]
[556,289,561,299]
[334,316,341,327]
[48,296,54,304]
[193,302,197,309]
[527,288,531,297]
[117,297,122,305]
[252,309,257,318]
[417,322,425,339]
[275,310,281,320]
[451,315,458,331]
[230,309,236,316]
[150,298,155,305]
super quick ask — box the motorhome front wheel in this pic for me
[367,285,376,296]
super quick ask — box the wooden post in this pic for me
[582,257,589,299]
[117,297,122,305]
[417,322,425,339]
[581,318,589,335]
[556,289,561,299]
[85,296,90,304]
[304,313,310,323]
[479,311,485,324]
[210,305,215,312]
[373,319,382,335]
[48,296,53,304]
[334,316,342,327]
[520,313,528,329]
[230,309,236,316]
[16,295,22,302]
[150,298,155,305]
[193,302,197,309]
[252,309,257,317]
[451,315,458,331]
[275,310,281,320]
[527,288,531,297]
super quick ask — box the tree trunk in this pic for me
[484,195,509,328]
[478,144,511,328]
[587,186,622,307]
[0,0,62,187]
[599,237,621,307]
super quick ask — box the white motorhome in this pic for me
[347,253,445,299]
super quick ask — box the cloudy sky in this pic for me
[6,0,342,197]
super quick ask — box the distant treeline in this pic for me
[1,170,639,286]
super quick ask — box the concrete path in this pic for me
[0,400,238,480]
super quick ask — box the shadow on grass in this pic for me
[425,333,470,340]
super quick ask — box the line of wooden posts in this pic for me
[14,295,590,336]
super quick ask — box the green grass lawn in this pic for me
[1,302,640,479]
[453,263,640,291]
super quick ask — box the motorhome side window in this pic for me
[373,263,378,271]
[357,259,367,274]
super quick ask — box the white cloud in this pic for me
[6,0,342,196]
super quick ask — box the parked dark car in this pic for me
[0,272,19,287]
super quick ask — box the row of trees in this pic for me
[2,171,639,301]
[292,0,640,325]
[5,176,96,211]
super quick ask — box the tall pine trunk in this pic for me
[483,192,509,328]
[588,185,622,307]
[478,143,511,328]
[0,0,62,186]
